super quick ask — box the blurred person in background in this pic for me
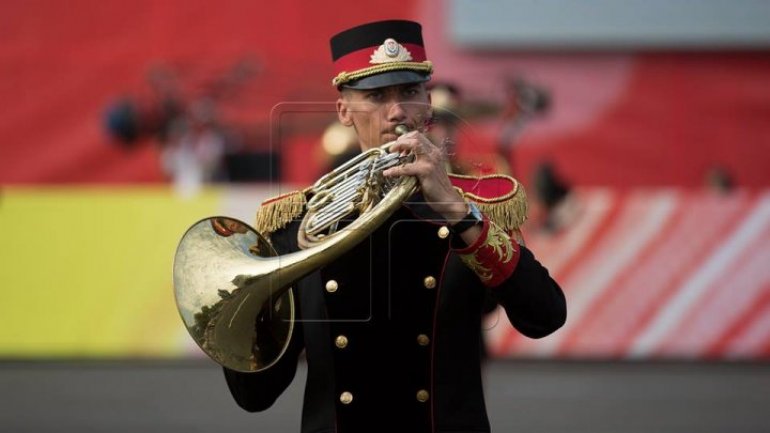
[705,165,735,195]
[530,161,580,235]
[159,97,227,198]
[497,77,551,175]
[427,81,468,174]
[222,20,565,433]
[103,59,261,195]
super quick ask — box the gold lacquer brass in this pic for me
[173,217,295,372]
[173,125,416,373]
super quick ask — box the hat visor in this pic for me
[341,70,430,90]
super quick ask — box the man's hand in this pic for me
[382,131,484,246]
[383,131,466,220]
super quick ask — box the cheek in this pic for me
[350,113,371,131]
[409,107,431,125]
[407,100,430,116]
[354,109,385,130]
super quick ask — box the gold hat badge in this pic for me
[370,38,413,64]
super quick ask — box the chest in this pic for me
[318,215,451,323]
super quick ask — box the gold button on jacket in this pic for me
[416,389,430,402]
[417,334,430,346]
[340,391,353,404]
[325,279,338,293]
[423,276,436,289]
[335,335,348,349]
[437,226,450,239]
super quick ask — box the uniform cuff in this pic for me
[453,216,520,287]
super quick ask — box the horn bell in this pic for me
[173,216,296,373]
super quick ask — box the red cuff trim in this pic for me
[455,218,520,288]
[452,216,490,254]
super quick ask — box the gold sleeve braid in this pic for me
[456,218,520,287]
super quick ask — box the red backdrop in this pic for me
[2,0,769,188]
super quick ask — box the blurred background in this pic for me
[2,0,770,431]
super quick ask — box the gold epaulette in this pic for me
[449,173,528,232]
[253,188,309,236]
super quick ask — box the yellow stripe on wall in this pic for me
[0,186,221,358]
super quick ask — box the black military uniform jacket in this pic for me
[224,178,566,433]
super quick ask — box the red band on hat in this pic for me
[333,43,426,75]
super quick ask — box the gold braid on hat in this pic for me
[333,61,433,87]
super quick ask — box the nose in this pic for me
[386,100,407,124]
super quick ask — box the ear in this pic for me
[337,97,354,127]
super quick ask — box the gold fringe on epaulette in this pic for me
[464,181,528,233]
[254,190,307,236]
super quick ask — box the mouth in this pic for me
[381,130,398,142]
[383,124,410,137]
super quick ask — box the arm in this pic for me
[452,218,566,338]
[489,244,566,338]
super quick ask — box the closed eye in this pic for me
[365,91,384,102]
[402,86,420,98]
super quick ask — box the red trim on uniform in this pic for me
[452,216,520,288]
[333,43,427,75]
[452,217,490,254]
[448,176,515,202]
[478,235,520,288]
[262,191,301,205]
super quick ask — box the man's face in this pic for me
[336,82,432,150]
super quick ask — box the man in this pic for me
[223,20,566,433]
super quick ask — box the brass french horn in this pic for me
[173,125,415,372]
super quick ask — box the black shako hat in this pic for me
[330,20,433,89]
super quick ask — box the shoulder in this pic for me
[448,173,528,232]
[253,188,311,237]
